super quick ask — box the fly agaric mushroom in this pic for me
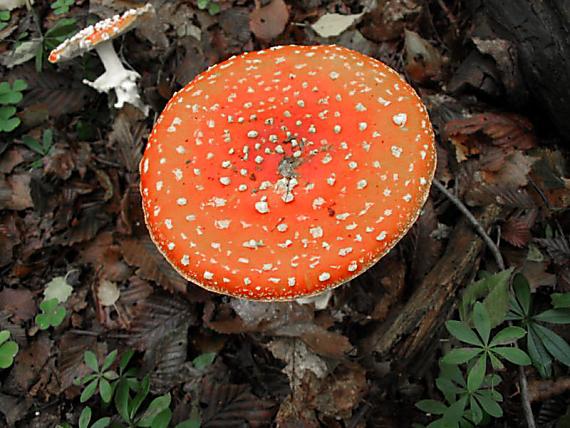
[48,3,154,114]
[140,45,436,301]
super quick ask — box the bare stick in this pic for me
[432,179,505,270]
[432,179,536,428]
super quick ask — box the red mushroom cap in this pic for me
[48,3,154,63]
[140,45,436,300]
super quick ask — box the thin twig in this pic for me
[432,179,505,269]
[432,178,536,428]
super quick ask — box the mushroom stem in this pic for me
[83,41,148,114]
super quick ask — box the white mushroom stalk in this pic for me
[48,4,154,115]
[83,41,147,114]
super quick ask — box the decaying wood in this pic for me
[362,203,503,368]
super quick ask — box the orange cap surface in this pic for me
[140,45,436,300]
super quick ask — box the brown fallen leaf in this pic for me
[250,0,289,41]
[200,377,275,428]
[404,30,443,83]
[0,212,20,268]
[0,173,33,210]
[0,288,35,322]
[445,113,536,151]
[501,210,537,248]
[121,236,188,294]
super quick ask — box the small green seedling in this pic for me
[23,129,54,168]
[115,375,172,427]
[442,302,531,389]
[0,330,18,369]
[38,18,77,70]
[197,0,220,15]
[78,406,111,428]
[507,274,570,377]
[0,79,27,133]
[78,350,119,403]
[36,298,67,330]
[51,0,75,15]
[417,364,503,427]
[0,10,10,31]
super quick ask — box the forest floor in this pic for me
[0,0,569,427]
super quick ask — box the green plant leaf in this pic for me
[475,393,503,418]
[79,407,91,428]
[467,355,486,392]
[416,400,448,415]
[441,348,482,365]
[489,326,526,346]
[0,338,19,369]
[533,323,570,366]
[99,378,112,403]
[527,326,552,377]
[130,375,150,420]
[512,274,531,315]
[0,106,20,132]
[482,269,513,327]
[81,379,98,403]
[12,80,27,92]
[91,418,111,428]
[149,408,171,428]
[552,293,570,309]
[443,396,468,425]
[491,347,531,365]
[119,349,134,373]
[197,0,208,9]
[469,396,483,425]
[208,2,220,14]
[192,352,216,370]
[84,351,99,372]
[175,418,201,428]
[22,136,44,154]
[445,321,482,346]
[472,303,491,345]
[115,379,130,423]
[534,309,570,324]
[488,352,504,370]
[102,350,118,372]
[138,393,171,426]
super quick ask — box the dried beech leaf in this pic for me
[125,293,194,351]
[535,234,570,265]
[200,378,275,428]
[109,105,147,173]
[0,289,35,322]
[0,173,33,210]
[311,13,364,38]
[267,338,328,389]
[97,279,120,306]
[502,211,536,248]
[121,236,188,294]
[250,0,289,41]
[446,113,536,150]
[58,332,97,392]
[10,64,91,118]
[404,29,442,83]
[60,205,110,246]
[146,323,191,394]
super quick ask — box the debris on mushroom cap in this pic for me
[48,3,154,63]
[139,45,436,301]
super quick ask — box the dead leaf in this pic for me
[267,338,328,389]
[0,289,35,322]
[0,213,20,268]
[502,211,537,248]
[404,30,442,83]
[109,105,147,173]
[250,0,289,41]
[97,279,120,306]
[535,234,570,266]
[200,378,275,428]
[0,173,33,210]
[58,332,98,394]
[121,236,188,294]
[311,13,363,38]
[44,275,73,303]
[446,113,536,151]
[314,363,368,420]
[528,377,570,403]
[10,64,92,118]
[125,293,195,351]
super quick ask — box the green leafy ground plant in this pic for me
[0,79,27,132]
[78,350,119,403]
[36,298,66,329]
[197,0,220,15]
[507,274,570,377]
[23,129,54,168]
[0,10,10,31]
[0,330,18,369]
[51,0,75,15]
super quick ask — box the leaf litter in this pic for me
[0,0,569,426]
